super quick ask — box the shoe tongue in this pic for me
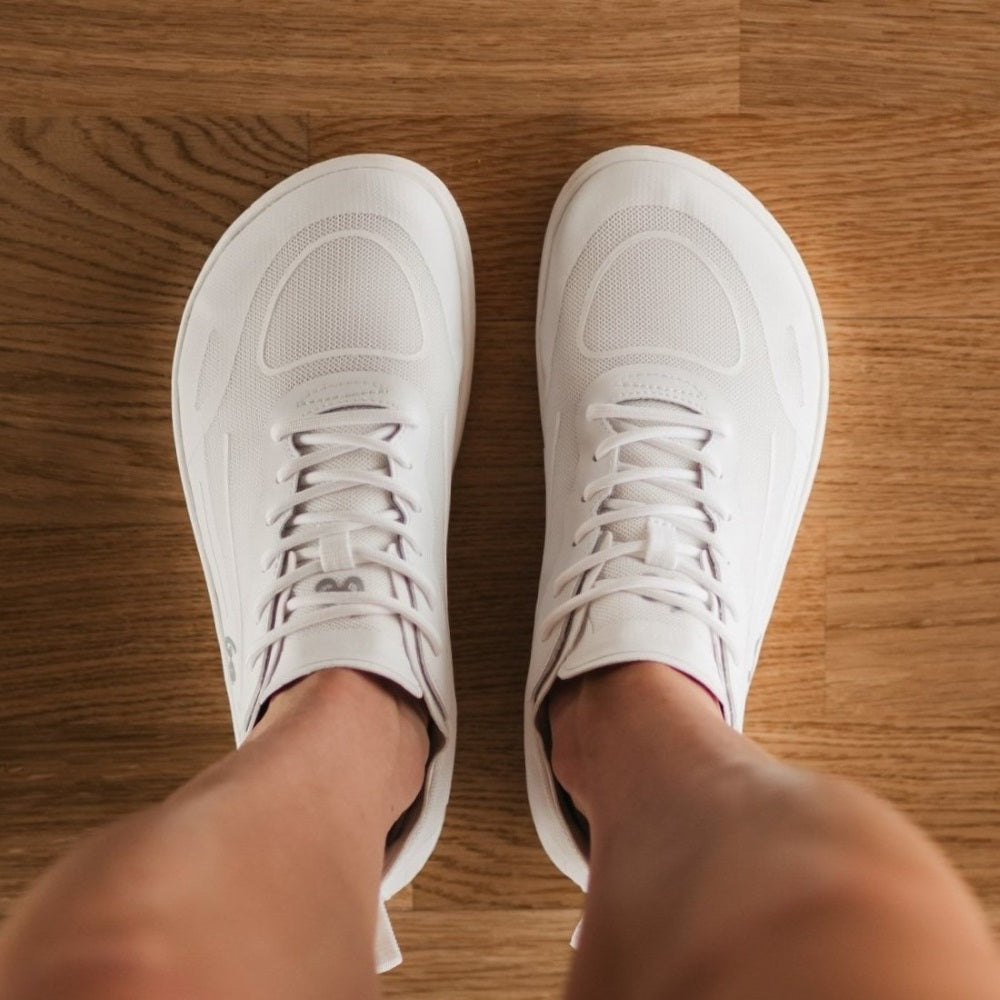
[292,407,398,605]
[554,397,728,718]
[586,398,712,633]
[267,406,419,701]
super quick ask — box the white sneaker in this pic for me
[525,146,828,893]
[173,154,474,971]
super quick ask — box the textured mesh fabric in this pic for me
[566,206,749,375]
[553,201,785,466]
[200,207,450,689]
[264,234,421,368]
[550,204,793,633]
[582,235,740,370]
[244,213,444,393]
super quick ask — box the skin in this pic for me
[0,669,427,1000]
[549,661,1000,1000]
[1,661,998,1000]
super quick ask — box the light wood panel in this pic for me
[743,0,1000,110]
[823,318,1000,731]
[745,514,826,726]
[5,114,997,333]
[383,910,578,999]
[0,0,739,116]
[424,314,582,910]
[0,117,308,324]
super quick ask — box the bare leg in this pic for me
[550,661,1000,1000]
[0,669,428,1000]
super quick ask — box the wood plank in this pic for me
[0,117,308,324]
[5,114,997,331]
[827,622,1000,728]
[745,511,827,727]
[0,0,738,117]
[426,315,571,909]
[823,319,1000,520]
[742,0,1000,111]
[383,909,578,998]
[312,112,1000,321]
[0,324,179,525]
[822,318,1000,725]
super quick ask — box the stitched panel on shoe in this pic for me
[582,236,740,371]
[262,232,421,369]
[195,326,224,410]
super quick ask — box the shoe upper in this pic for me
[526,147,828,892]
[173,155,474,970]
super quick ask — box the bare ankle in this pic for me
[547,661,740,820]
[245,667,430,830]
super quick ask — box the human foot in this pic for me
[525,146,827,890]
[173,154,474,969]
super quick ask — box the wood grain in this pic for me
[2,2,1000,992]
[742,0,1000,110]
[4,114,998,330]
[313,112,1000,320]
[0,0,739,117]
[822,316,1000,733]
[0,117,308,324]
[382,910,578,999]
[744,514,826,727]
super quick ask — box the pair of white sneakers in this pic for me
[173,147,828,971]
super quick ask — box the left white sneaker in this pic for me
[173,154,474,971]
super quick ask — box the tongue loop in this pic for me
[319,527,356,574]
[251,402,441,712]
[287,409,402,623]
[585,398,714,632]
[645,517,679,570]
[540,395,736,712]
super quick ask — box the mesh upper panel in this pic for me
[264,234,421,368]
[552,205,780,434]
[202,210,451,657]
[548,203,793,629]
[582,235,740,370]
[210,209,447,477]
[552,203,781,441]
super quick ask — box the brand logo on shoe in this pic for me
[317,576,364,593]
[224,636,237,683]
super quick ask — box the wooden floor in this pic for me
[1,2,999,996]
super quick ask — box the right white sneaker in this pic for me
[173,154,474,971]
[526,146,828,893]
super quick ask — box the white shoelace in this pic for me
[249,406,441,670]
[540,401,739,655]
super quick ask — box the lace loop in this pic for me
[248,406,440,670]
[541,401,737,654]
